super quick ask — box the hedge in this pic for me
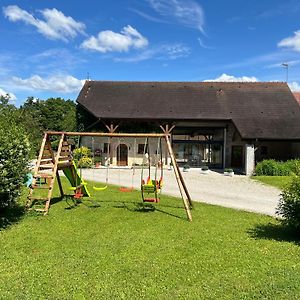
[255,159,300,176]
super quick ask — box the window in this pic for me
[103,143,109,153]
[138,144,147,154]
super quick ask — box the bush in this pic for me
[0,111,31,208]
[73,146,91,161]
[77,157,93,168]
[255,159,298,176]
[285,160,300,176]
[73,146,92,168]
[277,176,300,230]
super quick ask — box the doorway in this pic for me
[117,144,128,166]
[231,145,244,168]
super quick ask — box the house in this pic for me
[76,81,300,175]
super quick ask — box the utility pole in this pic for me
[282,62,289,83]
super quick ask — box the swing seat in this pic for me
[141,183,157,193]
[93,185,108,191]
[119,187,134,192]
[143,197,160,203]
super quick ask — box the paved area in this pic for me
[79,167,281,217]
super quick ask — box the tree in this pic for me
[39,98,76,132]
[0,108,30,208]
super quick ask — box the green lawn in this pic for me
[251,176,292,190]
[0,178,299,299]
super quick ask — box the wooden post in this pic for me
[105,123,119,133]
[56,171,64,198]
[165,135,192,221]
[160,124,175,168]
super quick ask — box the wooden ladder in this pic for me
[27,133,66,215]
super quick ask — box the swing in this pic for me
[118,138,136,192]
[141,137,163,203]
[68,137,88,199]
[92,137,110,191]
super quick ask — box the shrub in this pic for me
[73,146,92,168]
[77,157,93,168]
[285,160,300,176]
[255,159,293,176]
[0,111,31,208]
[277,176,300,230]
[73,146,91,161]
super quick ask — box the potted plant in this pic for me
[94,156,102,168]
[224,168,234,176]
[200,165,210,174]
[183,164,190,172]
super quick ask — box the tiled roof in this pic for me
[77,81,300,140]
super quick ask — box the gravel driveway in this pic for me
[78,167,281,217]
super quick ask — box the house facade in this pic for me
[76,81,300,175]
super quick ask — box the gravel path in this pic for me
[79,167,281,217]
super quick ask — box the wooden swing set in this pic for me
[27,127,193,221]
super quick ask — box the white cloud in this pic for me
[81,25,148,53]
[0,87,17,100]
[278,30,300,52]
[11,75,85,93]
[115,43,190,62]
[204,73,258,82]
[147,0,205,33]
[3,5,85,42]
[288,81,300,91]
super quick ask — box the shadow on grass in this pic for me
[248,222,300,245]
[0,204,25,230]
[64,195,101,210]
[125,202,185,221]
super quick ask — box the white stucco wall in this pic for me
[81,136,167,167]
[245,144,255,176]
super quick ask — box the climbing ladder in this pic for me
[27,133,69,215]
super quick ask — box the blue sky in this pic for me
[1,0,300,105]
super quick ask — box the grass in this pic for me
[251,176,292,190]
[0,178,300,299]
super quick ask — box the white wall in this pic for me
[245,144,255,176]
[81,136,167,166]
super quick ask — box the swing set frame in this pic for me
[42,130,193,221]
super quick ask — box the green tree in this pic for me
[18,97,43,156]
[39,98,76,132]
[0,108,31,208]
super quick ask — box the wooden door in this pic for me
[117,144,128,166]
[231,146,244,168]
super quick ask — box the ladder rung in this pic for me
[34,174,53,179]
[39,165,54,170]
[28,196,49,201]
[34,208,47,212]
[32,185,51,189]
[41,157,52,164]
